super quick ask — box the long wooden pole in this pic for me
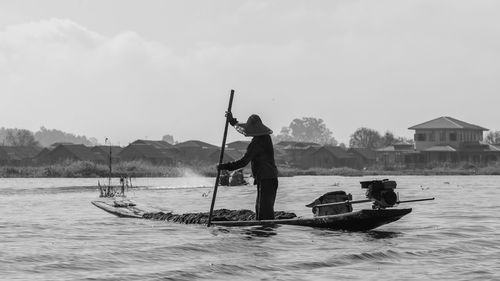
[207,89,235,226]
[314,197,435,209]
[397,197,435,204]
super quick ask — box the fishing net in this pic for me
[142,209,297,224]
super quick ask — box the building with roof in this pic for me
[118,143,176,165]
[0,146,42,165]
[40,144,105,164]
[408,116,499,163]
[33,148,52,164]
[348,148,378,168]
[376,144,419,166]
[273,141,322,167]
[275,141,321,149]
[131,140,173,149]
[205,148,244,164]
[409,116,488,151]
[173,140,219,164]
[91,146,123,163]
[174,140,218,149]
[298,145,356,168]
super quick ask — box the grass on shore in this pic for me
[1,160,500,178]
[0,160,217,178]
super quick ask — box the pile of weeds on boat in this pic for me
[142,209,297,224]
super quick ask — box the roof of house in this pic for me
[394,144,415,150]
[119,144,174,159]
[205,148,244,162]
[0,146,43,161]
[175,140,218,149]
[91,145,123,156]
[49,142,76,148]
[0,148,8,160]
[131,140,173,149]
[273,146,287,157]
[460,143,500,152]
[55,144,104,161]
[348,148,377,160]
[377,145,415,152]
[422,145,457,152]
[315,146,352,159]
[275,141,321,148]
[35,148,52,159]
[408,116,488,131]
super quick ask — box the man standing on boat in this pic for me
[217,112,279,220]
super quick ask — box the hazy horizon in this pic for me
[1,1,499,146]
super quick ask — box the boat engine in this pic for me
[360,179,398,209]
[306,191,353,216]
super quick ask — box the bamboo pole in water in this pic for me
[207,90,235,227]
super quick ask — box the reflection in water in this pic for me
[242,226,279,238]
[309,228,344,237]
[365,230,402,240]
[210,225,279,238]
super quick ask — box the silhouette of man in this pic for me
[217,112,278,220]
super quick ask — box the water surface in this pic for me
[1,176,499,280]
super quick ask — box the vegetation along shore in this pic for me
[1,160,500,178]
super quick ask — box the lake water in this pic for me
[0,175,499,280]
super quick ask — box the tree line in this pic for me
[3,118,500,148]
[0,127,98,147]
[273,117,500,149]
[273,117,413,149]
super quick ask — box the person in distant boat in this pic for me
[229,169,246,186]
[120,176,125,196]
[219,170,230,186]
[217,112,278,220]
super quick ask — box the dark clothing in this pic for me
[221,135,278,181]
[256,178,278,220]
[220,134,278,220]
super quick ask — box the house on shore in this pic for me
[408,116,500,163]
[274,141,321,167]
[118,142,177,165]
[174,140,219,164]
[348,148,378,168]
[376,144,418,166]
[38,144,105,164]
[205,148,244,164]
[298,145,355,169]
[91,146,123,163]
[275,141,321,149]
[33,148,52,164]
[0,146,42,166]
[131,139,173,149]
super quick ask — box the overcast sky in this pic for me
[1,0,499,146]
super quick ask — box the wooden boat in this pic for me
[92,200,143,218]
[91,200,412,231]
[211,208,411,231]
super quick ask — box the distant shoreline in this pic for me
[1,160,499,178]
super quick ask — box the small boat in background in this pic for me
[98,176,132,197]
[219,169,248,186]
[97,138,133,198]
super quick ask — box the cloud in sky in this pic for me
[1,1,500,145]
